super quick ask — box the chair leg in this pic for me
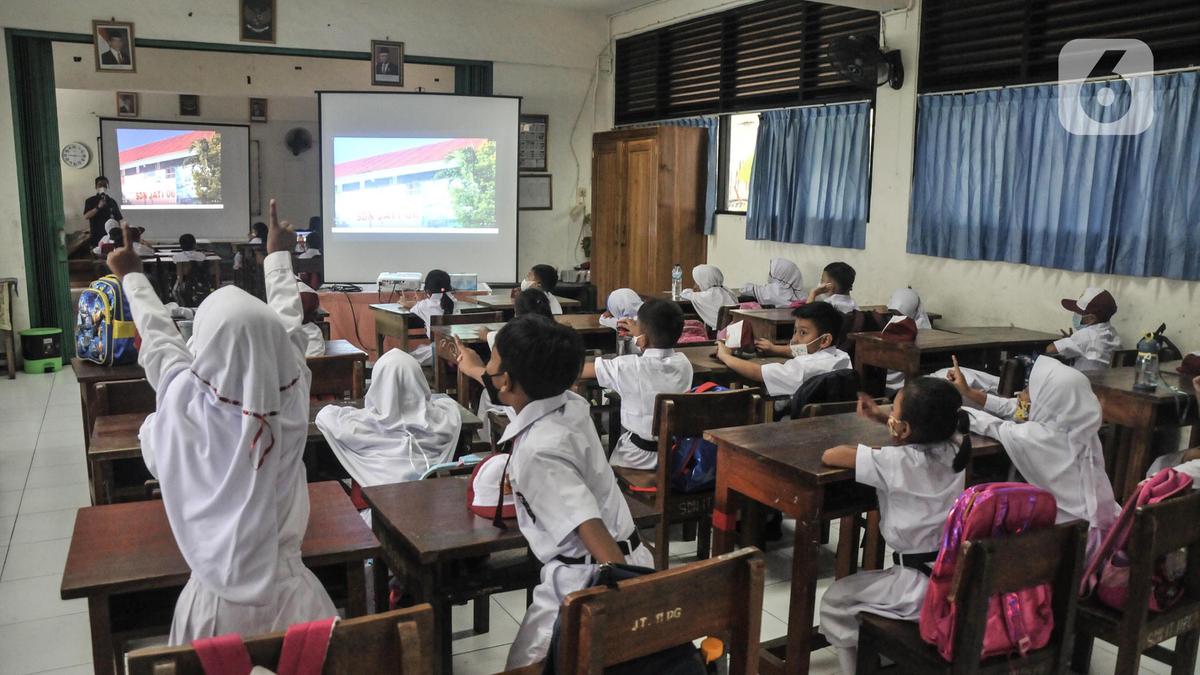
[473,597,490,635]
[835,516,861,579]
[1070,633,1094,674]
[681,521,698,542]
[861,511,884,570]
[697,516,712,561]
[1170,629,1200,675]
[1114,640,1141,675]
[854,632,881,675]
[655,519,670,570]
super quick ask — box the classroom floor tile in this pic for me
[0,574,87,626]
[17,483,90,515]
[0,612,93,674]
[452,643,512,673]
[0,537,71,582]
[0,490,21,518]
[30,447,84,469]
[450,597,522,655]
[10,508,78,544]
[23,463,88,490]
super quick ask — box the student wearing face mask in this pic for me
[717,301,851,397]
[520,264,563,314]
[84,176,124,247]
[1044,287,1121,372]
[947,355,1119,559]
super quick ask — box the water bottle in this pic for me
[1133,332,1160,392]
[671,263,683,300]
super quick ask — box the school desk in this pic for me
[641,291,696,315]
[704,413,1002,675]
[471,292,582,316]
[71,358,147,451]
[368,301,487,359]
[732,307,947,345]
[363,476,660,674]
[850,326,1059,395]
[1086,367,1198,499]
[306,338,368,399]
[87,400,483,504]
[61,481,381,675]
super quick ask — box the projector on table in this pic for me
[450,273,479,291]
[377,272,423,294]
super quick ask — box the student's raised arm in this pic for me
[261,199,305,352]
[109,225,191,392]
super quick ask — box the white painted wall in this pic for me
[0,0,609,331]
[607,0,1199,353]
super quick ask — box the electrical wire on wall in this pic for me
[568,44,606,264]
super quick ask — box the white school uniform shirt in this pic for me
[501,391,653,669]
[126,251,335,644]
[1052,321,1121,372]
[964,357,1119,559]
[821,293,858,313]
[132,242,156,257]
[172,250,208,263]
[594,348,694,470]
[680,265,738,329]
[316,348,461,486]
[759,346,852,397]
[409,293,455,365]
[541,289,564,315]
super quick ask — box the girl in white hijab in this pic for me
[952,356,1119,558]
[883,288,933,392]
[599,288,643,330]
[116,214,336,644]
[741,258,805,308]
[681,264,738,330]
[317,348,462,486]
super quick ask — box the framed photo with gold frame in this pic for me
[93,20,136,73]
[370,39,405,87]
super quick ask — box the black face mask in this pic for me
[482,371,502,403]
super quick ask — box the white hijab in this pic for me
[104,218,119,234]
[746,258,805,307]
[685,264,738,329]
[316,348,461,486]
[142,286,309,605]
[887,287,931,329]
[601,288,643,329]
[992,357,1119,551]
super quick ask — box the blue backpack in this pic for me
[76,275,138,366]
[669,382,725,493]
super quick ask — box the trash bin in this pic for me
[20,327,62,374]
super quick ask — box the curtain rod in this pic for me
[923,65,1200,98]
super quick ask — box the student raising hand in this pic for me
[266,198,297,256]
[946,355,987,407]
[857,392,889,425]
[106,224,144,279]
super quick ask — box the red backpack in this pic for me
[1079,467,1192,612]
[919,483,1058,661]
[191,617,337,675]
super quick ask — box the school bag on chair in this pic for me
[75,274,139,366]
[919,483,1058,661]
[1079,467,1192,612]
[190,617,337,675]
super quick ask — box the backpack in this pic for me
[919,483,1058,662]
[1079,467,1192,612]
[191,616,336,675]
[75,275,138,366]
[669,382,725,493]
[788,368,860,420]
[544,563,707,675]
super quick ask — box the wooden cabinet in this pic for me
[590,126,708,300]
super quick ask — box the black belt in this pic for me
[892,551,938,577]
[629,433,658,453]
[556,531,641,565]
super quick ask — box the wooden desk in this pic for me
[364,476,659,674]
[62,482,380,675]
[850,327,1058,394]
[72,358,147,451]
[472,293,581,315]
[706,413,1001,675]
[308,339,368,399]
[1086,367,1198,499]
[731,308,797,342]
[640,292,695,315]
[368,302,486,357]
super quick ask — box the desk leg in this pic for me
[417,565,453,675]
[79,382,93,452]
[90,459,113,506]
[781,487,822,675]
[345,559,367,617]
[711,449,739,558]
[88,595,116,675]
[352,361,365,400]
[375,331,386,363]
[373,556,390,614]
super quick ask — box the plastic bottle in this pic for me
[1133,332,1160,392]
[671,263,683,300]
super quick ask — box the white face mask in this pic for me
[97,187,107,195]
[520,279,535,291]
[790,334,828,357]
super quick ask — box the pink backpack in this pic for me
[1079,467,1192,612]
[919,483,1058,661]
[676,319,711,344]
[192,617,337,675]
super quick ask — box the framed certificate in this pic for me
[518,114,548,172]
[518,174,553,211]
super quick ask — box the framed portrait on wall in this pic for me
[519,114,548,172]
[370,40,404,87]
[116,92,138,118]
[93,20,136,73]
[240,0,276,43]
[249,97,268,122]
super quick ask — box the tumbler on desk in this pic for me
[671,263,683,301]
[1133,332,1160,392]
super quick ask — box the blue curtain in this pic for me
[627,116,719,234]
[745,102,871,248]
[908,71,1200,280]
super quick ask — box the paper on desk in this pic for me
[725,320,745,349]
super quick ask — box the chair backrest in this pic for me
[652,388,763,440]
[1121,490,1200,626]
[488,409,510,453]
[714,305,739,333]
[126,605,434,675]
[95,379,156,416]
[996,358,1028,398]
[951,521,1088,668]
[552,548,764,675]
[788,368,860,420]
[798,397,888,419]
[429,311,504,327]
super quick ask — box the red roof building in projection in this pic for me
[119,130,216,169]
[333,138,483,187]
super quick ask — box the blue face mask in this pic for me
[1072,313,1086,331]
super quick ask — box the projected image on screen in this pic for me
[333,137,497,233]
[116,128,223,209]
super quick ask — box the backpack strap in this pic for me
[275,617,338,675]
[193,634,253,675]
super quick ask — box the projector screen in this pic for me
[99,119,251,240]
[319,92,519,284]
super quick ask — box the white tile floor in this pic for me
[0,366,1190,674]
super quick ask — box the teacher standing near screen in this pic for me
[84,175,123,246]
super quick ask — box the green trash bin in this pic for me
[20,327,63,374]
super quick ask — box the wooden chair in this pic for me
[308,341,368,400]
[429,311,504,394]
[126,605,434,674]
[714,305,740,335]
[1071,490,1200,675]
[93,379,157,503]
[856,521,1088,675]
[997,357,1031,398]
[504,547,764,675]
[614,388,763,570]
